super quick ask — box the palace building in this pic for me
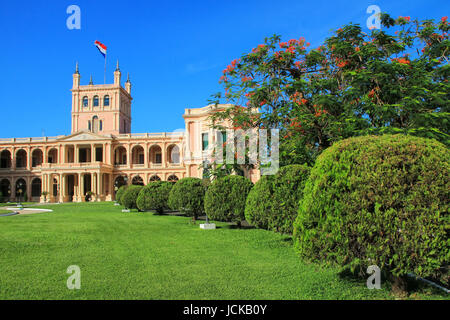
[0,63,260,203]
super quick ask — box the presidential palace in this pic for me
[0,63,260,203]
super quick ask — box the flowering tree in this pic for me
[209,14,449,166]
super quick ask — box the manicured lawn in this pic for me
[0,202,446,300]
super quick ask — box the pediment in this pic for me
[57,131,112,142]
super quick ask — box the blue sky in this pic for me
[0,0,447,138]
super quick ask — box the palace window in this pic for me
[221,131,227,143]
[104,95,110,106]
[202,133,209,151]
[93,96,99,107]
[82,96,88,107]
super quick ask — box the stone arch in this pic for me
[15,178,27,198]
[47,148,58,163]
[149,145,162,165]
[0,150,11,168]
[31,149,43,167]
[15,149,27,168]
[131,145,144,165]
[167,144,180,164]
[0,178,11,200]
[114,146,127,165]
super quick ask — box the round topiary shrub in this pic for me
[168,177,206,220]
[244,175,274,230]
[136,181,173,213]
[269,164,310,234]
[122,185,144,210]
[115,185,128,205]
[205,175,253,225]
[293,134,450,292]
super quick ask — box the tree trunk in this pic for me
[391,275,408,297]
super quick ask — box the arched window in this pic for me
[82,96,89,107]
[0,150,11,168]
[167,175,179,183]
[103,95,110,106]
[132,176,144,186]
[16,149,27,168]
[93,96,99,107]
[149,175,161,182]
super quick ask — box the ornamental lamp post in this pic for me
[114,185,119,205]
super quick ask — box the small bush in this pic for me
[116,185,128,205]
[293,134,450,291]
[122,185,144,210]
[136,181,173,213]
[269,165,310,234]
[168,177,206,219]
[244,175,274,229]
[204,175,253,225]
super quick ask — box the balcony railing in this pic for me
[116,132,184,139]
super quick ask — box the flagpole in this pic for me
[104,53,107,84]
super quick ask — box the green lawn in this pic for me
[0,202,446,300]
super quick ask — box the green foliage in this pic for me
[245,165,310,234]
[294,134,450,286]
[244,175,274,229]
[116,185,128,205]
[270,165,310,234]
[168,177,206,219]
[210,14,450,165]
[122,185,143,210]
[136,181,173,213]
[205,175,253,224]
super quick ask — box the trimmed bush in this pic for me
[136,181,173,213]
[293,135,450,291]
[205,175,253,225]
[244,175,274,229]
[269,165,310,234]
[168,177,206,219]
[122,185,143,210]
[116,185,128,205]
[244,165,310,234]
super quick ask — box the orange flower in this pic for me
[392,57,410,65]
